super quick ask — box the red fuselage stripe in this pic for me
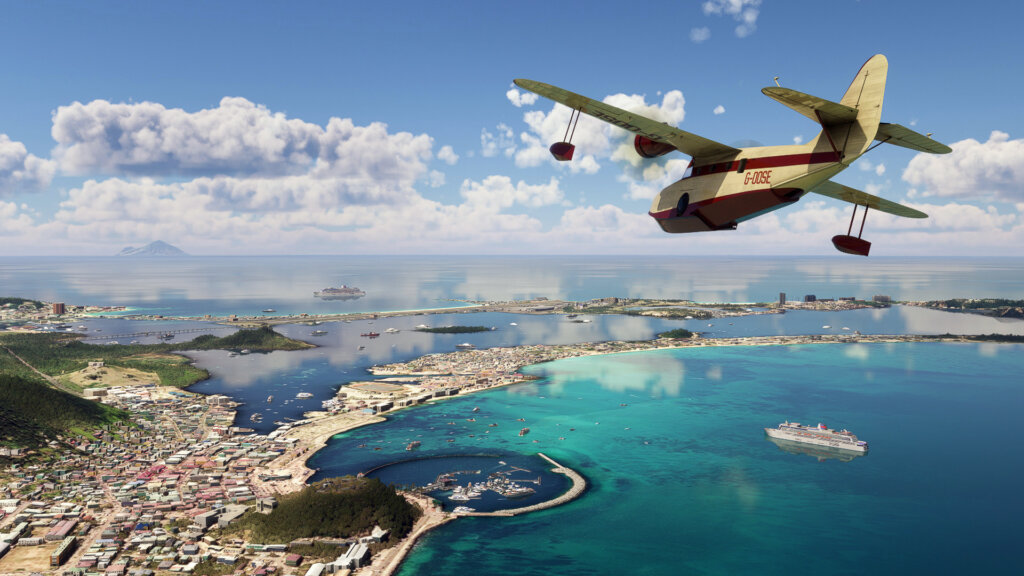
[691,151,840,177]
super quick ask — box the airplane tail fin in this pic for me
[835,54,888,157]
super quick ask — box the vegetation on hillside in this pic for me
[928,298,1024,310]
[1,297,44,308]
[415,325,491,334]
[657,328,695,339]
[0,373,128,449]
[0,326,311,389]
[225,476,420,544]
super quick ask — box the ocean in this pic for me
[3,255,1023,574]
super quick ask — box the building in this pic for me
[804,294,817,303]
[52,302,66,315]
[778,292,786,306]
[873,294,891,303]
[50,535,77,566]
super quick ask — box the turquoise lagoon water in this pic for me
[308,342,1024,575]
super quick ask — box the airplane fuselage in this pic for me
[649,138,851,233]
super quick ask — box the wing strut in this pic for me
[551,108,581,161]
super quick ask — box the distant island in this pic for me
[117,240,188,257]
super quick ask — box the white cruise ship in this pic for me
[764,421,868,453]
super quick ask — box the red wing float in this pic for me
[514,55,951,256]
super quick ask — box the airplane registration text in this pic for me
[744,170,771,186]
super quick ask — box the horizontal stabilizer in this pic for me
[514,79,739,159]
[810,180,927,219]
[875,123,952,154]
[761,87,859,126]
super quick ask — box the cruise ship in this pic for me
[764,421,868,452]
[313,285,366,300]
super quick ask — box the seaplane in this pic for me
[514,54,951,256]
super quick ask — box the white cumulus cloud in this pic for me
[702,0,761,38]
[506,87,539,108]
[481,124,516,158]
[690,27,711,43]
[713,105,726,115]
[903,130,1024,201]
[0,134,56,196]
[51,97,434,183]
[437,145,459,165]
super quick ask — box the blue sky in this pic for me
[1,0,1021,255]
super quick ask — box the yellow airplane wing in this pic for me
[513,79,738,159]
[875,123,952,154]
[810,180,927,219]
[761,87,859,126]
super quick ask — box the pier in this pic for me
[461,453,586,517]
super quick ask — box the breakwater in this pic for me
[461,453,586,517]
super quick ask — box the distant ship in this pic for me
[519,427,530,436]
[764,421,868,453]
[313,285,366,300]
[262,308,276,313]
[455,342,475,350]
[406,441,421,451]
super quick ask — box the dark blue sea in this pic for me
[2,256,1023,574]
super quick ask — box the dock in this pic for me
[461,453,586,517]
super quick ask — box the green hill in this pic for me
[228,476,420,544]
[0,372,128,452]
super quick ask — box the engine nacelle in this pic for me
[634,135,677,159]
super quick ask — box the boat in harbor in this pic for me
[519,427,530,436]
[455,342,475,350]
[764,421,868,452]
[313,285,366,300]
[453,506,476,514]
[406,441,421,451]
[361,332,380,338]
[296,392,314,399]
[311,329,328,336]
[385,327,400,333]
[250,413,263,423]
[267,395,273,403]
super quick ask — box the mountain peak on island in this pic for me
[116,240,188,257]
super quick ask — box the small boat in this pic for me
[509,322,518,326]
[453,506,476,514]
[822,325,832,329]
[262,308,276,313]
[415,324,430,329]
[240,349,251,354]
[466,418,476,422]
[357,345,365,350]
[296,392,313,399]
[250,413,263,422]
[385,327,400,333]
[406,441,421,451]
[489,423,498,427]
[566,314,578,319]
[472,407,480,412]
[311,329,328,336]
[455,342,475,350]
[519,428,530,436]
[228,352,238,357]
[267,395,273,403]
[129,340,140,345]
[361,332,380,338]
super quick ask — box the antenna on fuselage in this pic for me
[773,76,781,87]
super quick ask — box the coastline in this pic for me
[252,331,965,574]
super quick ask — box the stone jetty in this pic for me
[462,452,587,517]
